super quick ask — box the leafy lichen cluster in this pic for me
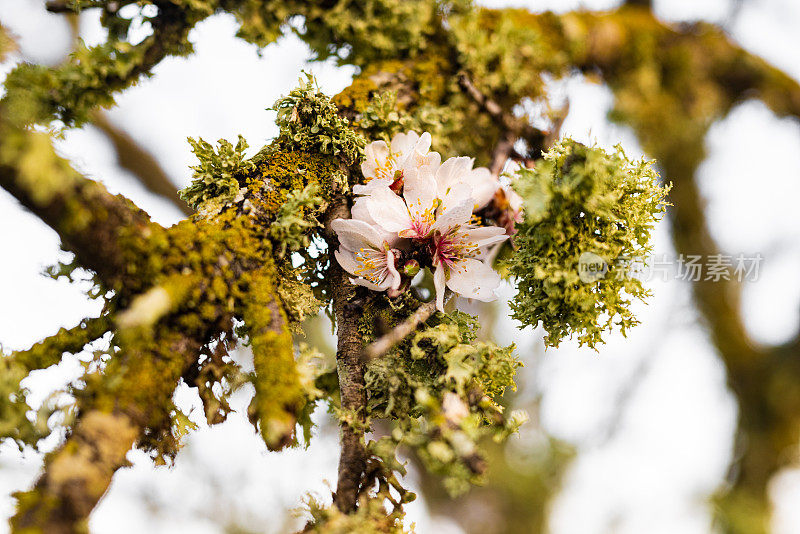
[179,135,254,213]
[271,74,365,168]
[364,311,524,496]
[507,139,670,348]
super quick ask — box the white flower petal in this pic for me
[446,258,501,302]
[434,264,447,312]
[366,187,413,233]
[403,168,438,225]
[436,156,474,193]
[362,141,391,180]
[432,197,474,234]
[461,226,509,249]
[352,277,390,291]
[335,248,362,276]
[504,184,524,211]
[465,167,499,209]
[331,218,384,250]
[353,177,393,196]
[421,150,442,170]
[440,182,474,212]
[350,197,374,223]
[385,249,402,290]
[390,131,419,155]
[416,132,432,154]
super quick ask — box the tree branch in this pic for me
[13,315,110,371]
[322,185,368,513]
[0,117,155,288]
[488,131,519,177]
[90,110,192,215]
[457,72,546,147]
[623,0,652,8]
[457,72,546,176]
[11,332,202,533]
[363,292,453,361]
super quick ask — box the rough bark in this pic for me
[322,188,368,513]
[11,333,201,533]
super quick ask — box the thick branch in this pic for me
[322,187,368,513]
[0,118,155,288]
[11,332,201,533]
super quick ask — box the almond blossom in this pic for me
[333,130,514,312]
[432,224,508,311]
[362,167,474,241]
[360,168,508,310]
[331,219,403,292]
[360,131,441,186]
[435,156,499,211]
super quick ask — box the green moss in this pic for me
[297,0,439,67]
[364,311,523,495]
[246,150,339,217]
[303,492,411,534]
[13,316,109,372]
[179,135,254,213]
[270,74,365,169]
[506,139,670,348]
[0,127,82,205]
[0,23,15,61]
[0,356,50,447]
[241,268,306,451]
[269,183,326,257]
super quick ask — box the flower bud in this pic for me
[402,259,420,277]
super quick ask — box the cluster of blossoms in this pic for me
[332,131,523,311]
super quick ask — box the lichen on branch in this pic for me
[507,139,670,348]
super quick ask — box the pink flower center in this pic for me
[433,229,479,271]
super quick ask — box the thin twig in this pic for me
[457,72,546,146]
[90,110,192,215]
[488,131,518,177]
[457,72,506,122]
[364,300,437,361]
[45,1,75,13]
[457,72,546,176]
[623,0,652,7]
[364,291,452,361]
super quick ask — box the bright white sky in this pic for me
[1,1,799,533]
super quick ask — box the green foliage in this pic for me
[269,183,325,257]
[297,0,437,67]
[2,40,151,126]
[179,135,254,212]
[303,433,414,532]
[0,23,14,61]
[506,138,670,348]
[365,311,524,495]
[12,317,109,372]
[303,492,411,534]
[449,9,576,110]
[0,357,49,447]
[271,74,365,167]
[351,91,414,143]
[367,312,519,416]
